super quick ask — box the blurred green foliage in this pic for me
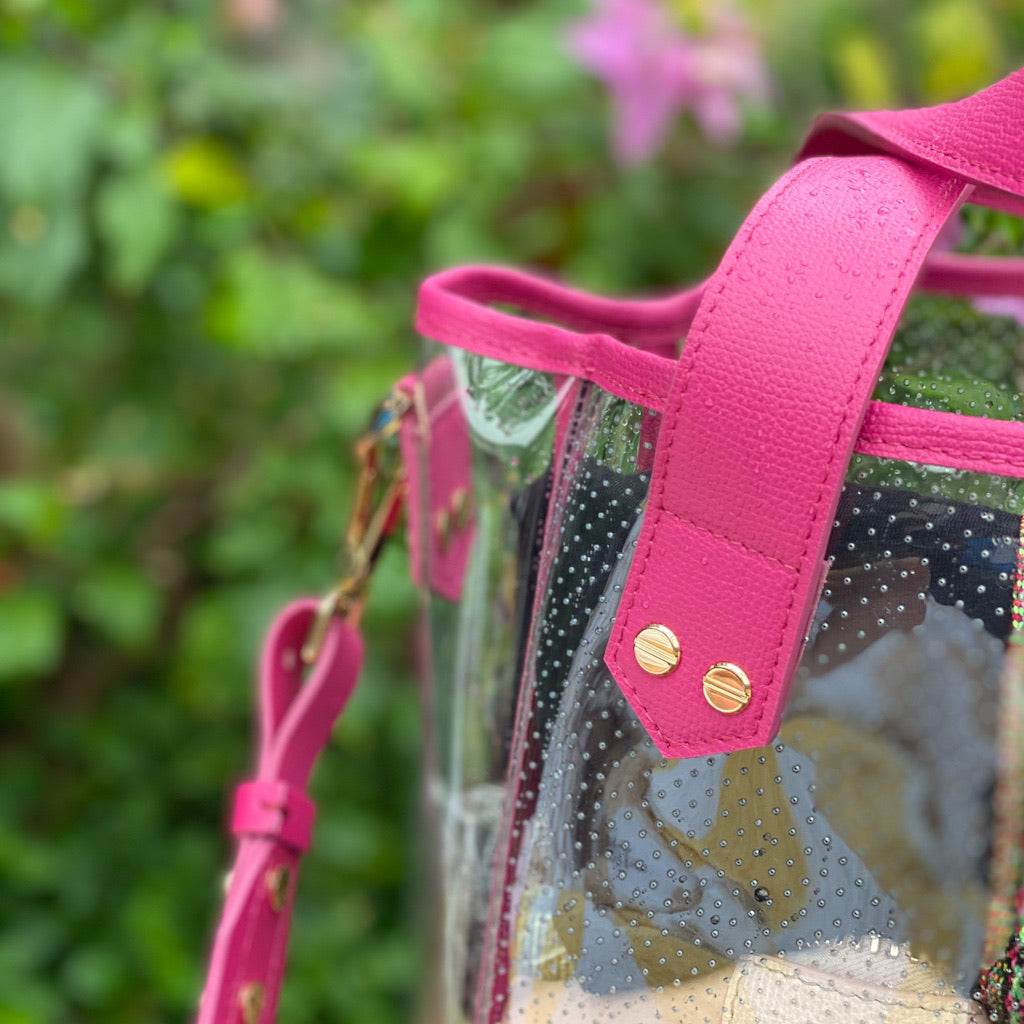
[0,1,1021,1021]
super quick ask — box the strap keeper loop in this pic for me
[231,780,316,853]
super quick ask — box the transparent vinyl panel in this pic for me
[419,293,1024,1024]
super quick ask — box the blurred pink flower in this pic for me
[566,0,770,164]
[973,295,1024,327]
[224,0,281,36]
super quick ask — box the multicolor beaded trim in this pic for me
[1015,521,1024,633]
[977,910,1024,1024]
[975,517,1024,1024]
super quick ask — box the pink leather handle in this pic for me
[416,255,1024,480]
[606,156,967,757]
[196,601,362,1024]
[798,69,1024,215]
[416,266,699,411]
[418,263,701,355]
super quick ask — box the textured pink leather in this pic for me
[858,401,1024,478]
[921,251,1024,295]
[197,601,362,1024]
[416,260,1024,482]
[418,264,700,353]
[606,156,966,757]
[416,267,691,410]
[399,358,475,602]
[797,70,1024,215]
[231,780,316,854]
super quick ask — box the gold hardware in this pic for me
[633,624,680,675]
[435,487,474,553]
[702,662,751,714]
[266,865,292,912]
[450,486,472,530]
[435,507,451,552]
[239,982,265,1024]
[302,390,413,665]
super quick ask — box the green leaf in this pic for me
[0,589,63,681]
[348,136,465,214]
[0,197,89,305]
[833,31,896,108]
[0,64,106,200]
[96,168,180,291]
[474,9,581,102]
[99,104,160,169]
[71,564,161,651]
[206,248,388,356]
[0,479,66,548]
[0,64,108,303]
[914,0,1003,102]
[60,944,128,1006]
[161,136,248,209]
[0,1009,44,1024]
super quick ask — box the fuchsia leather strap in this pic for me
[196,601,362,1024]
[606,157,967,757]
[416,257,1024,477]
[798,70,1024,216]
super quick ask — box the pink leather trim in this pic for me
[921,251,1024,296]
[416,262,1024,482]
[399,358,475,602]
[606,157,966,758]
[858,400,1024,477]
[797,69,1024,215]
[417,284,675,411]
[232,780,316,854]
[416,267,691,411]
[419,264,701,351]
[417,255,1024,399]
[197,601,362,1024]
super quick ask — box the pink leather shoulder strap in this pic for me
[797,69,1024,214]
[197,601,362,1024]
[605,156,966,758]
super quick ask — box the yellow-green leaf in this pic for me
[833,31,896,109]
[914,0,1002,102]
[161,137,248,209]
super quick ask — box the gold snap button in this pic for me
[239,982,265,1024]
[633,624,680,675]
[266,864,292,913]
[450,486,472,530]
[702,663,751,714]
[435,508,451,551]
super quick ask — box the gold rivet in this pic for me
[266,865,292,912]
[702,663,751,714]
[239,982,264,1024]
[450,487,472,530]
[435,508,451,551]
[633,624,680,675]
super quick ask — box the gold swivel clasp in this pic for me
[301,390,412,665]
